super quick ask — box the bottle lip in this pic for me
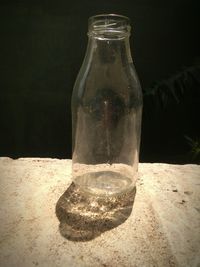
[88,14,131,39]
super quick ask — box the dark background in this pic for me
[0,0,199,163]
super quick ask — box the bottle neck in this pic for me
[85,36,132,66]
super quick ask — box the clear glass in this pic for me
[71,14,143,196]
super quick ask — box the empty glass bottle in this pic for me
[71,14,143,196]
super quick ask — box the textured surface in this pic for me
[0,158,199,267]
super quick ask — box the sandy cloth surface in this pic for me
[0,158,199,267]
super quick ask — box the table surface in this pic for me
[0,158,199,267]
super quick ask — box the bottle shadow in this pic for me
[55,182,136,242]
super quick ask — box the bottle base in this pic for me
[73,170,134,196]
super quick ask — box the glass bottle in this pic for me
[71,14,143,196]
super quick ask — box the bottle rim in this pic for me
[88,14,131,39]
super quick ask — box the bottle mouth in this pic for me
[88,14,131,39]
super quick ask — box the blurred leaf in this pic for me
[184,135,200,160]
[144,65,200,109]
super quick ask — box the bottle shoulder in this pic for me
[72,61,143,108]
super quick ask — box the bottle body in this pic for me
[71,15,143,196]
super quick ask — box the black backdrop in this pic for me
[0,0,199,163]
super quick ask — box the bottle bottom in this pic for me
[73,170,134,196]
